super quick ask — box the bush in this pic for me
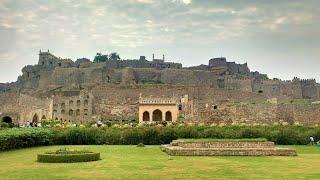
[1,125,320,151]
[0,128,54,151]
[137,143,145,147]
[37,152,100,163]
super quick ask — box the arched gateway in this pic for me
[2,116,12,124]
[138,97,179,123]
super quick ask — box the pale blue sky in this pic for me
[0,0,319,83]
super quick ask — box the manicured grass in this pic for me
[0,145,319,179]
[178,138,268,142]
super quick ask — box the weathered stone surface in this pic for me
[161,140,297,156]
[1,51,320,125]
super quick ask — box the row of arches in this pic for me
[1,114,47,125]
[56,100,89,109]
[143,110,172,121]
[53,109,89,116]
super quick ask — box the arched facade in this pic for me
[138,97,179,123]
[51,91,93,122]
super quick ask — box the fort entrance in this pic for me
[2,116,12,124]
[139,96,179,123]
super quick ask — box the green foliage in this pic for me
[109,52,120,61]
[0,122,10,128]
[93,53,109,63]
[0,128,54,151]
[137,143,145,147]
[93,52,121,63]
[46,147,93,154]
[1,126,320,151]
[260,74,269,80]
[37,152,100,163]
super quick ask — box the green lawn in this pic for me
[0,145,319,179]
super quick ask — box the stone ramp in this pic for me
[161,139,297,156]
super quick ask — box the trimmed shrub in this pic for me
[37,153,100,163]
[137,143,145,147]
[0,128,54,151]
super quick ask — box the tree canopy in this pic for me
[93,53,109,63]
[109,52,120,61]
[93,52,121,63]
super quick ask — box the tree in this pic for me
[109,52,120,61]
[93,53,108,63]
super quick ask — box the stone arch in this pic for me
[152,109,162,121]
[165,111,172,121]
[61,109,65,114]
[69,100,74,106]
[41,115,46,120]
[76,109,80,116]
[84,100,88,106]
[2,116,12,124]
[32,114,39,126]
[69,109,74,116]
[143,111,150,121]
[77,100,81,107]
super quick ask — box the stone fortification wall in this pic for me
[206,102,320,125]
[105,58,182,69]
[224,77,252,92]
[252,79,281,97]
[18,94,52,124]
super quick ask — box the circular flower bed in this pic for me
[37,148,100,163]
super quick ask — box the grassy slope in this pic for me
[0,145,319,180]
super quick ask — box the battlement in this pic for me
[225,76,252,81]
[259,79,281,84]
[139,97,177,105]
[300,79,316,83]
[107,56,182,69]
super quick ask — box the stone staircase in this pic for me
[161,139,297,156]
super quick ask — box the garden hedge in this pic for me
[37,153,100,163]
[1,125,320,151]
[0,128,54,151]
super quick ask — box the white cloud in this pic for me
[135,0,153,4]
[182,0,191,5]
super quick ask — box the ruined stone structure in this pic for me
[1,50,320,125]
[51,91,94,123]
[161,139,297,156]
